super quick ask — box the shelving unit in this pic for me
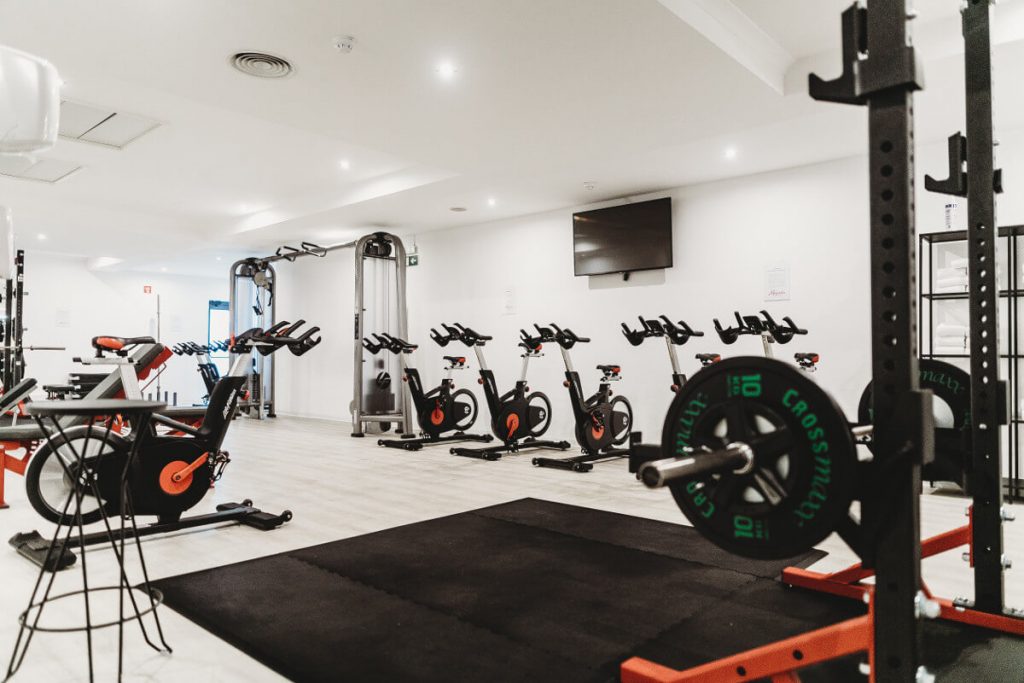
[920,226,1023,501]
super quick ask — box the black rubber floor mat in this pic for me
[151,498,1022,682]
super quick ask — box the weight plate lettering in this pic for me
[661,357,858,559]
[858,358,970,487]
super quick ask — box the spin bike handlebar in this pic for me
[430,327,453,347]
[759,310,807,344]
[234,321,323,357]
[661,317,704,345]
[549,323,589,349]
[623,315,704,346]
[452,323,491,345]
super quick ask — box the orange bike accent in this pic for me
[159,453,208,495]
[505,414,520,439]
[0,441,36,509]
[94,336,125,351]
[431,404,445,426]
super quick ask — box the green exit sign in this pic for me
[408,254,419,267]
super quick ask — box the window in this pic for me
[208,300,230,376]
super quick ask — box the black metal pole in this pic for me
[961,0,1006,614]
[810,2,928,679]
[14,250,25,385]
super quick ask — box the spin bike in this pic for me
[448,323,570,461]
[12,322,321,571]
[364,329,492,451]
[621,315,710,473]
[530,324,633,472]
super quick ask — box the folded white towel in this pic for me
[935,286,967,294]
[932,346,968,355]
[937,267,967,279]
[936,279,968,288]
[949,257,969,268]
[936,323,968,336]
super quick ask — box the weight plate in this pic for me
[661,356,858,559]
[858,358,970,487]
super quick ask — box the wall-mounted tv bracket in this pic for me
[924,0,1015,622]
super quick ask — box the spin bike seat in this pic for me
[597,364,621,376]
[696,353,722,366]
[92,335,156,352]
[794,352,820,369]
[443,355,467,367]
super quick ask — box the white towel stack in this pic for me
[935,265,968,293]
[933,322,968,354]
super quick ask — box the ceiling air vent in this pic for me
[59,100,160,149]
[0,155,81,183]
[230,52,293,78]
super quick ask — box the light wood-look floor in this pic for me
[0,416,1019,681]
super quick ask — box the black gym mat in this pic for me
[151,498,1024,682]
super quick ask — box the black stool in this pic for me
[5,399,171,682]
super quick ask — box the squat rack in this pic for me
[228,232,412,434]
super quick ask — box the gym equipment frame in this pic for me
[228,232,412,434]
[622,2,937,680]
[786,0,1023,640]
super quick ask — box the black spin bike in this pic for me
[530,323,633,472]
[447,323,570,461]
[364,329,492,451]
[621,315,711,473]
[14,323,320,570]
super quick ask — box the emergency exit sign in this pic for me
[407,254,419,267]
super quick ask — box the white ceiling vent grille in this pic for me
[58,100,160,149]
[230,52,293,78]
[0,155,81,183]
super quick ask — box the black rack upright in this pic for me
[923,0,1010,617]
[2,249,25,388]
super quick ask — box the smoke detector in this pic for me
[230,52,293,79]
[333,35,356,53]
[449,206,467,212]
[583,181,596,191]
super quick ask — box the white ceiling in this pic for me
[0,0,1022,276]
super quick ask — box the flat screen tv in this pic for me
[572,197,673,277]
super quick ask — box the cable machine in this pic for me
[228,232,412,434]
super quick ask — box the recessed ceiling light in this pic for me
[583,182,596,191]
[339,159,351,171]
[37,234,46,240]
[436,61,457,81]
[450,206,467,212]
[161,267,168,272]
[216,256,222,261]
[487,197,496,207]
[724,146,738,160]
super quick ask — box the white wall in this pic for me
[273,127,1024,444]
[404,156,874,441]
[273,254,357,421]
[22,252,226,406]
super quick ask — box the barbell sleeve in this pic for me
[639,442,754,489]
